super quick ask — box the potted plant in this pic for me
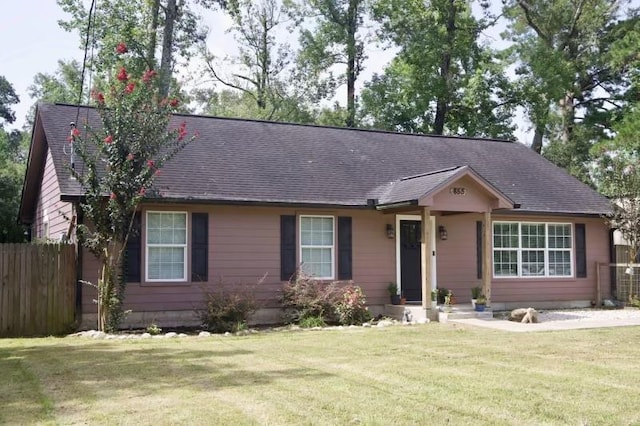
[437,287,449,305]
[444,290,454,313]
[400,292,407,305]
[475,295,487,312]
[388,282,400,305]
[471,286,482,308]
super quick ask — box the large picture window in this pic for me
[300,215,334,279]
[146,212,188,281]
[493,222,572,278]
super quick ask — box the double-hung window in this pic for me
[300,215,334,279]
[146,212,188,281]
[493,222,572,278]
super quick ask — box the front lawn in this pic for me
[1,323,639,425]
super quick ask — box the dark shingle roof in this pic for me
[37,103,611,215]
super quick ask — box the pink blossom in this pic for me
[71,128,80,137]
[169,98,179,107]
[110,192,117,200]
[126,153,135,161]
[104,135,113,144]
[125,82,135,94]
[142,69,157,83]
[117,67,128,82]
[116,42,128,54]
[139,187,146,196]
[147,159,155,169]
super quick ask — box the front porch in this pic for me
[384,303,494,322]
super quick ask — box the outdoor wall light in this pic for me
[386,224,395,239]
[439,225,448,241]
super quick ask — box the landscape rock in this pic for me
[178,333,188,338]
[417,318,430,324]
[198,331,211,337]
[140,333,152,339]
[165,332,178,338]
[509,308,539,323]
[362,323,371,328]
[604,299,616,307]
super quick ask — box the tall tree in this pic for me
[503,0,638,182]
[362,0,514,138]
[0,77,26,242]
[0,76,20,127]
[201,0,307,121]
[291,0,367,127]
[57,0,208,96]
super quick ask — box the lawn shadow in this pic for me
[0,341,332,422]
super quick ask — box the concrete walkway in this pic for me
[448,310,640,332]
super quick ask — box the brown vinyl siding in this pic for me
[33,149,73,240]
[81,205,395,316]
[436,214,610,303]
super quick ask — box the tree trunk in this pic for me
[257,9,269,109]
[530,124,544,153]
[433,0,456,135]
[559,92,575,144]
[345,0,358,127]
[160,0,178,98]
[147,0,160,68]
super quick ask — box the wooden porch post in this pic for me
[421,207,431,309]
[483,211,492,305]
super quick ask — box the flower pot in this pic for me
[475,304,486,312]
[400,297,407,305]
[471,298,477,309]
[390,295,401,305]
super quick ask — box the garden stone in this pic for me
[198,331,211,337]
[604,299,616,307]
[362,323,371,328]
[417,318,429,325]
[178,333,188,338]
[224,332,231,336]
[141,333,151,338]
[118,335,127,340]
[92,331,107,339]
[509,308,538,323]
[165,332,178,338]
[105,335,117,340]
[377,319,394,328]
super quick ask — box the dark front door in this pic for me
[400,220,422,301]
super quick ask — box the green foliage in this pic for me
[335,285,371,325]
[197,286,258,333]
[298,315,326,328]
[146,322,163,335]
[362,0,514,138]
[436,287,449,305]
[0,75,20,126]
[291,0,367,127]
[471,286,481,299]
[281,272,342,324]
[71,46,194,330]
[281,273,371,326]
[387,281,398,296]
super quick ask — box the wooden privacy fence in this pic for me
[0,244,77,337]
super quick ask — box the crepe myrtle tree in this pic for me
[70,42,196,331]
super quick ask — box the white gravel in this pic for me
[537,308,640,322]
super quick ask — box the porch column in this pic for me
[483,211,492,305]
[421,207,432,309]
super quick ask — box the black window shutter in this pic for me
[338,216,352,280]
[280,215,296,281]
[191,213,209,282]
[476,221,483,279]
[124,212,142,282]
[575,223,587,278]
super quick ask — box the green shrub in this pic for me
[336,285,371,325]
[197,285,258,333]
[281,272,342,324]
[299,316,326,328]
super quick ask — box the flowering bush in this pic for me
[281,272,342,324]
[71,42,195,331]
[198,286,258,333]
[336,285,371,325]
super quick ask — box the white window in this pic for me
[493,222,572,278]
[146,212,187,282]
[300,215,334,279]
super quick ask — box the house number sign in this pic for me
[450,187,466,196]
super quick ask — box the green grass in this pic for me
[1,323,640,425]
